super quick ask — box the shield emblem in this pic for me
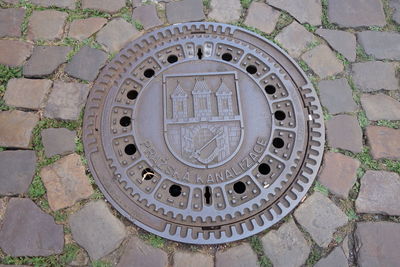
[163,72,244,168]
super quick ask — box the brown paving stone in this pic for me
[27,10,68,41]
[132,5,163,30]
[326,115,363,153]
[68,17,107,40]
[0,198,64,257]
[318,78,357,114]
[356,222,400,267]
[117,236,168,267]
[0,8,25,37]
[215,243,257,267]
[41,153,93,211]
[23,46,72,77]
[208,0,241,23]
[301,44,344,79]
[166,0,205,24]
[82,0,125,13]
[0,110,39,149]
[315,246,349,267]
[366,126,400,160]
[361,94,400,121]
[356,171,400,216]
[175,251,213,267]
[267,0,322,26]
[316,29,356,62]
[41,128,76,158]
[31,0,76,9]
[244,2,280,34]
[275,21,317,58]
[0,151,36,196]
[4,78,52,110]
[318,152,360,198]
[358,31,400,60]
[352,61,398,92]
[0,40,33,67]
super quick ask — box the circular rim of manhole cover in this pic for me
[83,22,325,244]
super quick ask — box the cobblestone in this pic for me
[81,0,125,13]
[316,29,356,62]
[68,17,107,41]
[301,45,344,79]
[267,0,321,26]
[358,31,400,60]
[361,94,400,121]
[31,0,76,9]
[215,243,258,267]
[208,0,241,23]
[315,246,349,267]
[165,0,205,24]
[0,40,33,67]
[27,10,68,41]
[366,126,400,160]
[352,61,398,92]
[132,5,163,30]
[244,2,280,34]
[326,115,363,153]
[0,8,25,38]
[175,251,213,267]
[318,78,357,114]
[41,128,76,157]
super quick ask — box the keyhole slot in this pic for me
[197,47,203,59]
[204,186,212,205]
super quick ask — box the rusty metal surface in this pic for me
[83,22,325,244]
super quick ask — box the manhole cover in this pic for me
[83,22,325,244]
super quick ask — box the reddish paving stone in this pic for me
[65,46,107,81]
[82,0,125,13]
[275,21,317,58]
[215,243,257,267]
[166,0,205,24]
[327,0,386,27]
[0,198,64,257]
[356,171,400,216]
[175,251,213,267]
[23,46,72,77]
[41,153,93,211]
[41,128,76,158]
[361,94,400,121]
[356,222,400,267]
[27,10,68,41]
[4,78,52,110]
[132,5,163,30]
[352,61,398,92]
[316,29,356,62]
[44,81,90,121]
[68,17,107,40]
[358,31,400,60]
[0,40,33,67]
[69,200,126,260]
[96,18,141,53]
[318,78,357,114]
[326,115,363,153]
[0,8,25,37]
[117,236,168,267]
[0,151,36,196]
[318,152,360,198]
[208,0,241,23]
[267,0,322,26]
[31,0,76,9]
[244,2,280,34]
[315,246,349,267]
[302,45,344,79]
[0,110,39,149]
[366,126,400,160]
[261,219,310,267]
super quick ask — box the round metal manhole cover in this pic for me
[83,22,325,244]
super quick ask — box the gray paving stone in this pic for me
[0,151,36,196]
[391,0,400,24]
[44,81,90,121]
[1,0,20,3]
[0,40,33,67]
[367,126,400,160]
[0,198,64,256]
[23,46,72,77]
[216,243,257,267]
[68,17,107,40]
[318,78,357,114]
[361,94,400,121]
[316,29,356,62]
[356,222,400,267]
[208,0,241,23]
[352,61,398,92]
[69,200,126,260]
[166,0,205,24]
[275,21,317,58]
[301,45,344,79]
[327,0,386,27]
[318,152,360,198]
[295,192,348,247]
[4,78,52,110]
[267,0,321,25]
[82,0,125,13]
[31,0,76,9]
[41,127,76,157]
[175,251,213,267]
[65,46,107,81]
[27,10,68,41]
[117,236,168,267]
[326,115,363,153]
[0,110,39,149]
[358,31,400,60]
[0,8,25,37]
[96,18,141,53]
[261,219,310,267]
[356,171,400,216]
[132,5,163,30]
[244,2,280,34]
[315,246,349,267]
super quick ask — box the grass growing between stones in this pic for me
[356,45,374,62]
[320,0,337,29]
[376,120,400,129]
[249,236,273,267]
[240,0,253,9]
[313,181,329,196]
[139,233,166,248]
[91,260,112,267]
[305,246,322,266]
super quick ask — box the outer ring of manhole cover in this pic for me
[83,22,325,244]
